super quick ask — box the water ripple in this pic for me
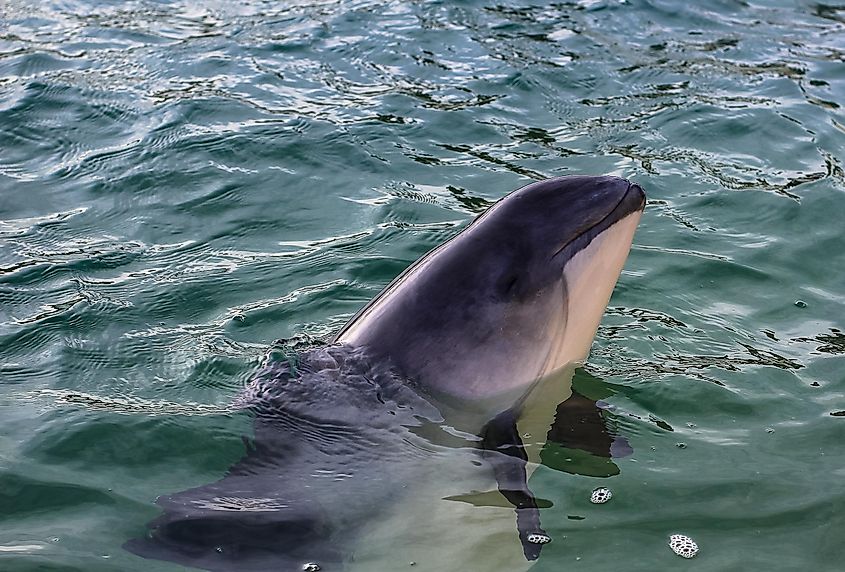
[2,0,844,569]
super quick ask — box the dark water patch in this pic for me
[438,143,547,179]
[0,558,92,572]
[0,470,114,518]
[605,306,688,330]
[24,413,246,473]
[793,328,845,355]
[812,3,845,24]
[445,184,494,213]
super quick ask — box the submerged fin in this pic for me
[480,408,548,561]
[124,437,347,572]
[443,490,553,509]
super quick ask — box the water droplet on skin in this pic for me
[676,442,687,449]
[765,427,774,433]
[590,487,612,504]
[794,300,807,308]
[668,534,699,558]
[302,563,321,572]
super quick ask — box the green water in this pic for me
[1,0,844,570]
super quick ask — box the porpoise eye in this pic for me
[498,274,520,297]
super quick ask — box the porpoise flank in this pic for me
[125,175,646,571]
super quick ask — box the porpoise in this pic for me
[126,175,646,571]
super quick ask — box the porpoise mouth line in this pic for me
[550,180,645,262]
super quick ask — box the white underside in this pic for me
[541,210,643,378]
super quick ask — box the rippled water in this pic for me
[1,0,844,570]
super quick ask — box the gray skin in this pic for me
[335,175,645,410]
[125,176,645,572]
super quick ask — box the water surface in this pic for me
[1,1,844,570]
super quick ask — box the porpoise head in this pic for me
[335,175,645,406]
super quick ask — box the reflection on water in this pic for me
[794,327,845,355]
[541,370,632,478]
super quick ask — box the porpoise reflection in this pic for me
[126,175,646,571]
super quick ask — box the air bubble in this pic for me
[527,533,551,544]
[302,563,321,572]
[590,487,612,504]
[668,534,699,558]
